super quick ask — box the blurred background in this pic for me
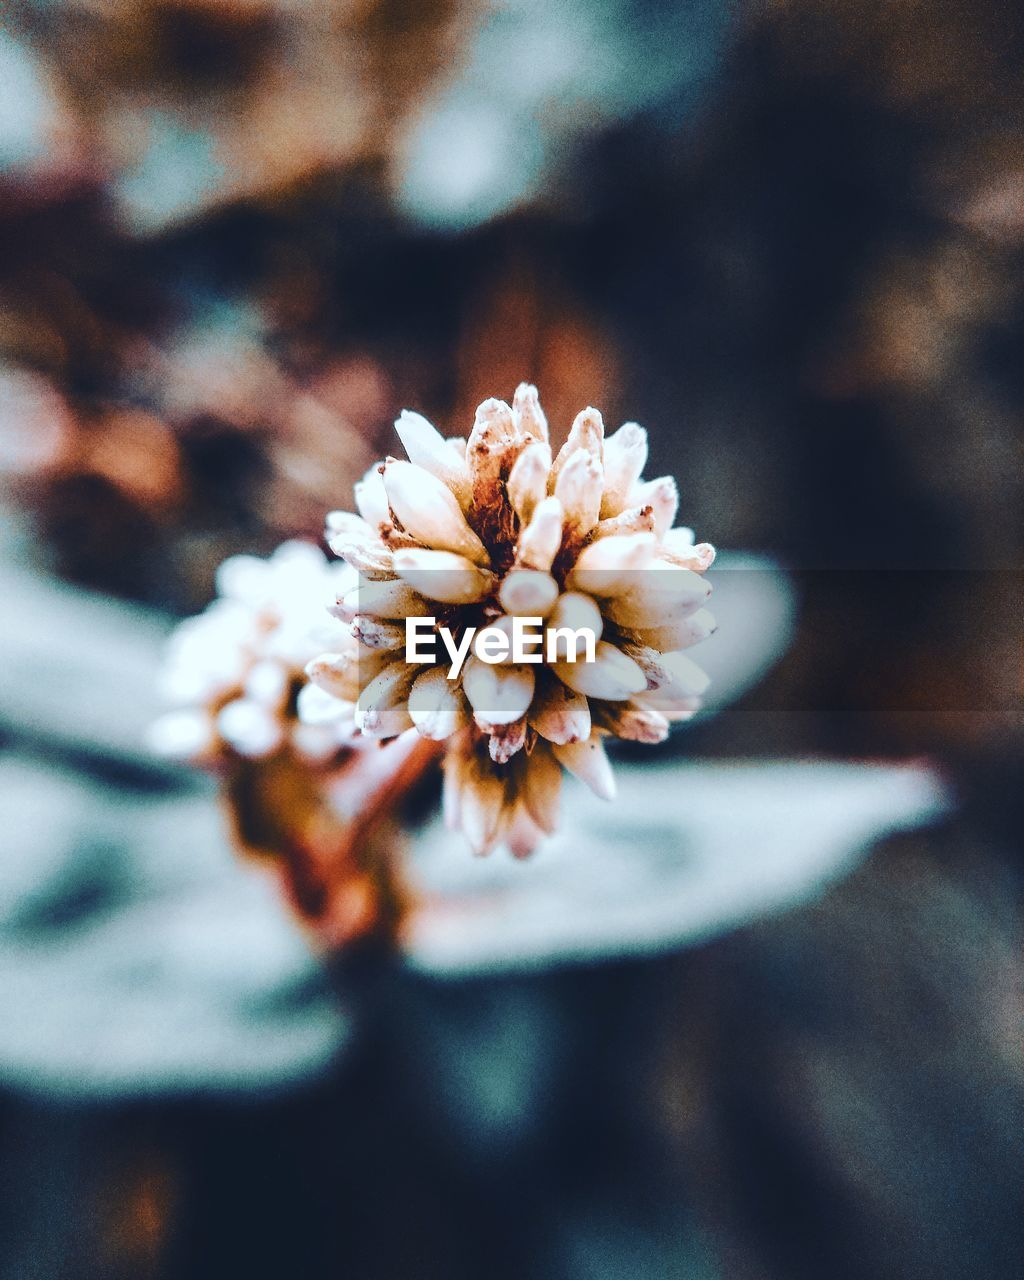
[1,1,1023,1277]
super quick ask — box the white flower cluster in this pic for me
[302,385,716,856]
[148,541,358,766]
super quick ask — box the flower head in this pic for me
[306,386,716,856]
[148,540,359,767]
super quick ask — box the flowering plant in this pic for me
[150,385,716,941]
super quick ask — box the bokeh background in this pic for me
[1,2,1023,1277]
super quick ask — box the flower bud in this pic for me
[467,398,518,499]
[555,448,603,537]
[350,617,406,650]
[628,607,717,652]
[353,464,390,528]
[602,566,711,625]
[392,548,495,603]
[517,496,564,571]
[659,527,716,571]
[335,578,429,621]
[507,440,552,524]
[409,667,467,740]
[463,658,536,726]
[594,505,657,539]
[568,532,657,595]
[488,718,528,763]
[600,422,648,518]
[383,461,488,564]
[395,410,473,509]
[552,641,647,700]
[512,382,549,443]
[305,650,373,702]
[354,661,416,735]
[499,569,559,617]
[630,475,678,537]
[552,406,604,484]
[546,592,604,658]
[594,700,670,744]
[528,674,592,744]
[552,733,616,800]
[325,511,393,574]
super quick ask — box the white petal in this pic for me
[305,649,378,702]
[660,529,716,571]
[354,464,390,527]
[528,675,591,745]
[628,607,717,652]
[334,578,429,621]
[545,592,604,658]
[392,548,494,603]
[616,642,671,688]
[325,511,394,573]
[600,422,648,518]
[512,383,548,443]
[395,409,473,509]
[499,569,559,617]
[243,659,290,708]
[507,440,552,524]
[568,532,657,595]
[442,754,465,831]
[552,641,646,701]
[460,761,507,855]
[593,506,657,539]
[553,733,617,800]
[555,448,603,536]
[630,475,678,538]
[355,662,416,734]
[552,406,604,483]
[602,566,711,625]
[463,658,536,726]
[383,461,489,564]
[516,496,564,571]
[408,667,466,740]
[467,397,517,495]
[505,804,546,858]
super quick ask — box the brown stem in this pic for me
[222,733,443,950]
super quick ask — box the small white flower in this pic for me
[148,541,358,766]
